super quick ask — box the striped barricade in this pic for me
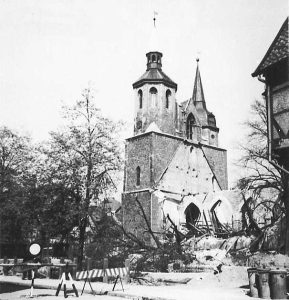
[76,268,103,280]
[76,266,129,280]
[105,267,129,277]
[77,266,129,294]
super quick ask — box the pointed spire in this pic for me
[192,58,206,107]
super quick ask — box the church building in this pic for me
[121,25,232,241]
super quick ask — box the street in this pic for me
[0,288,125,300]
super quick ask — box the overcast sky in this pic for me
[0,0,288,187]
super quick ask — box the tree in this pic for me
[44,87,123,266]
[0,126,35,255]
[238,99,283,194]
[237,99,289,252]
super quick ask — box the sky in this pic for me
[0,0,288,188]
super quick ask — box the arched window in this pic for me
[149,87,158,107]
[138,90,143,109]
[208,113,216,127]
[166,89,171,109]
[186,113,195,139]
[136,166,141,186]
[152,54,156,62]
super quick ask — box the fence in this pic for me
[76,258,130,283]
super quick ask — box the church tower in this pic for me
[179,59,219,147]
[122,18,228,243]
[132,26,177,136]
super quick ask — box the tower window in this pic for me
[149,87,158,107]
[136,166,141,186]
[186,113,195,139]
[152,54,156,62]
[137,120,142,129]
[138,90,143,109]
[166,89,171,109]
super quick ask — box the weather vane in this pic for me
[196,51,201,63]
[153,11,158,28]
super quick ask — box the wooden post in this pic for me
[47,257,52,279]
[71,257,77,280]
[12,257,17,275]
[103,258,108,283]
[59,258,65,279]
[87,258,91,271]
[3,256,8,275]
[124,259,130,283]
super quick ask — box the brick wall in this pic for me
[124,134,153,191]
[122,132,228,241]
[152,133,181,185]
[122,190,152,243]
[151,192,163,234]
[124,132,181,192]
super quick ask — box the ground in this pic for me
[0,288,124,300]
[0,266,251,300]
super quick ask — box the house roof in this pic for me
[252,17,289,77]
[132,68,177,89]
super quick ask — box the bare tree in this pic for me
[237,99,289,252]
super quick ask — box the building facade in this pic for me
[122,41,231,241]
[252,17,289,168]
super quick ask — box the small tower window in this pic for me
[137,120,142,129]
[186,113,195,139]
[166,89,171,109]
[136,166,141,186]
[138,90,143,109]
[149,87,158,107]
[152,54,156,62]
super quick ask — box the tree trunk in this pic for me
[78,216,87,269]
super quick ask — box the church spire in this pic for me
[192,58,206,108]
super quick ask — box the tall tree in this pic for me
[46,87,123,265]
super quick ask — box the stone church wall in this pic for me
[122,190,152,243]
[124,132,182,192]
[151,133,181,185]
[124,134,153,191]
[202,145,228,190]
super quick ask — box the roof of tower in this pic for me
[181,60,219,129]
[192,60,206,104]
[252,17,288,77]
[133,14,177,90]
[133,68,177,89]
